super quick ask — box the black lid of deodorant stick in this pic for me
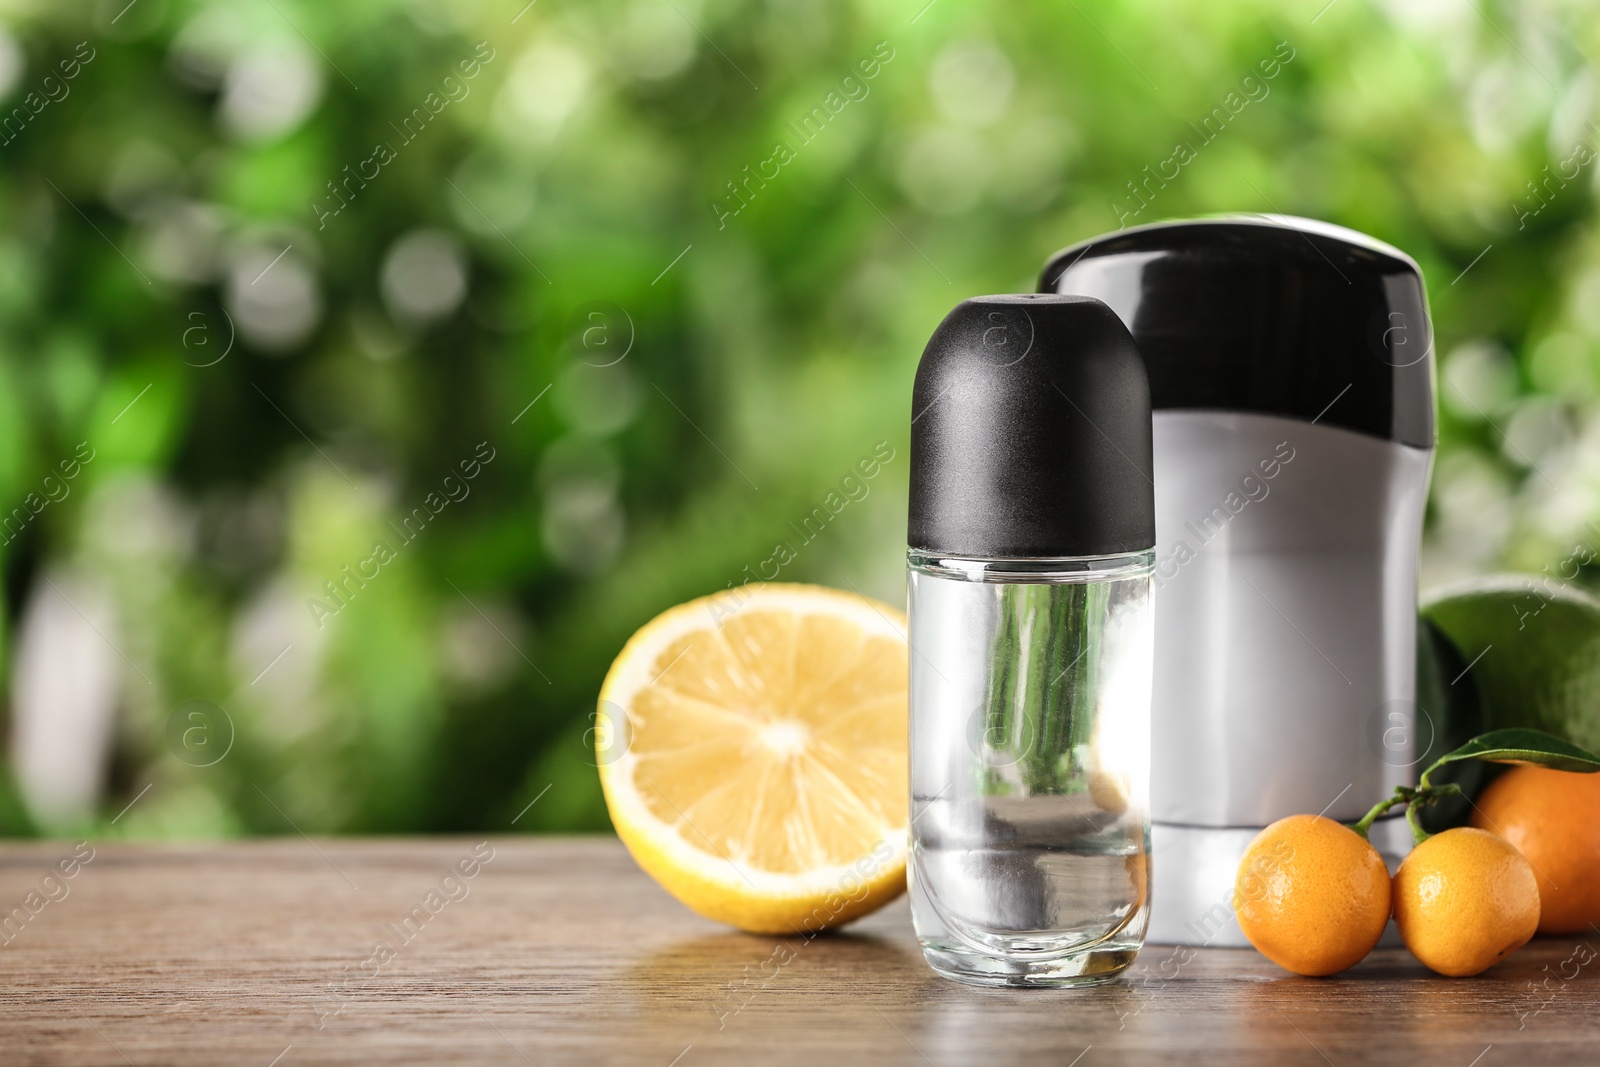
[1039,215,1435,448]
[908,294,1155,559]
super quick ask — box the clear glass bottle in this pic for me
[906,294,1155,987]
[908,551,1153,986]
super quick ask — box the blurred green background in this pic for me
[0,0,1594,837]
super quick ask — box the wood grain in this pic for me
[0,837,1595,1065]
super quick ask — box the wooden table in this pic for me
[1,837,1595,1065]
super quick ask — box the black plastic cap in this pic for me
[1039,215,1435,449]
[909,295,1155,558]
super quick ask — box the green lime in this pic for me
[1421,575,1600,755]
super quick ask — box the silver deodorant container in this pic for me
[1042,216,1436,946]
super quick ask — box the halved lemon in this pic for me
[596,583,909,934]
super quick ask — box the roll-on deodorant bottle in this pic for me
[907,295,1157,987]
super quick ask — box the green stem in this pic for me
[1405,782,1463,844]
[1349,782,1464,842]
[1350,787,1413,839]
[1406,801,1428,846]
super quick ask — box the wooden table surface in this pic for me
[0,836,1595,1066]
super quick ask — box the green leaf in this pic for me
[1419,728,1600,790]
